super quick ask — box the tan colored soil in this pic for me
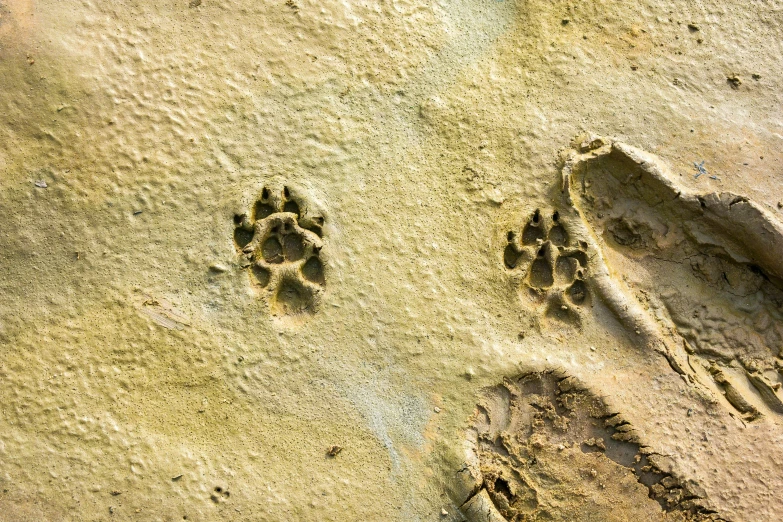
[1,1,782,521]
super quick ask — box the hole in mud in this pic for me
[234,228,254,249]
[552,210,560,222]
[546,300,579,324]
[275,278,312,313]
[283,233,304,261]
[283,186,291,198]
[251,265,271,287]
[494,477,513,500]
[233,213,245,224]
[523,213,545,245]
[261,187,270,199]
[283,199,300,216]
[254,201,275,220]
[568,280,588,305]
[529,258,554,288]
[555,256,576,281]
[549,224,569,246]
[504,244,522,269]
[262,236,283,263]
[507,231,515,242]
[302,256,325,285]
[566,250,588,267]
[305,224,323,237]
[532,209,540,223]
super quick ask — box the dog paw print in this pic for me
[504,209,590,324]
[233,186,325,317]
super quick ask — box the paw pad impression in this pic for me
[504,209,590,323]
[233,186,325,317]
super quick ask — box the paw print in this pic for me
[504,209,589,324]
[234,186,325,317]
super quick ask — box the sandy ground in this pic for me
[1,1,782,521]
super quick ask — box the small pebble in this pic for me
[209,264,229,273]
[441,508,448,516]
[35,180,47,188]
[434,407,441,413]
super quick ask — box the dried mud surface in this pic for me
[1,1,783,521]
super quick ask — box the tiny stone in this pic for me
[35,180,47,188]
[561,19,570,25]
[687,23,699,32]
[434,407,441,413]
[441,508,448,516]
[209,264,228,273]
[635,330,641,335]
[752,73,761,80]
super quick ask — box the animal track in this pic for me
[210,486,230,504]
[562,137,783,421]
[504,209,590,325]
[458,370,725,522]
[233,186,325,317]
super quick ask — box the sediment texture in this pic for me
[1,1,782,521]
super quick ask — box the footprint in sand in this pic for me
[455,370,726,522]
[560,137,783,421]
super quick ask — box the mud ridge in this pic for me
[560,137,783,422]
